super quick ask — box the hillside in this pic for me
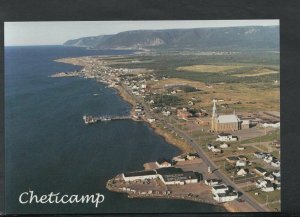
[64,26,279,51]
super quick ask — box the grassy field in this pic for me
[243,186,281,211]
[241,129,280,144]
[176,64,244,73]
[232,67,279,77]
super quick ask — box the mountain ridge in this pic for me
[63,26,279,51]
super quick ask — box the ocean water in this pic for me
[4,46,225,214]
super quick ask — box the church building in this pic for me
[211,100,242,132]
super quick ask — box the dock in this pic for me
[83,115,131,124]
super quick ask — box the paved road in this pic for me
[123,85,268,212]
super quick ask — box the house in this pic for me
[220,143,229,149]
[162,110,171,116]
[226,156,239,164]
[264,173,275,181]
[213,190,239,202]
[188,101,194,106]
[237,146,245,151]
[177,109,192,120]
[186,153,200,161]
[264,156,273,163]
[238,155,248,161]
[212,147,222,153]
[172,155,186,162]
[147,118,156,123]
[156,159,172,168]
[272,170,280,178]
[204,179,222,186]
[211,184,229,195]
[256,179,275,192]
[236,160,247,167]
[261,122,280,128]
[254,152,266,159]
[256,179,268,188]
[271,159,280,168]
[262,182,275,192]
[236,168,249,176]
[253,167,267,176]
[207,144,217,150]
[216,132,238,142]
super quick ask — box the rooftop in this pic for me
[217,114,240,123]
[124,170,157,177]
[156,167,183,176]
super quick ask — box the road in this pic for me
[122,85,268,212]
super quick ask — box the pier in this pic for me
[83,115,131,124]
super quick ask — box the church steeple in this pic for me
[211,99,217,131]
[212,99,217,118]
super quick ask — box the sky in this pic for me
[4,20,279,46]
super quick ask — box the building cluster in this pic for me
[122,167,200,186]
[254,152,280,168]
[172,153,200,162]
[225,156,250,176]
[204,179,239,202]
[216,132,238,142]
[255,169,281,192]
[122,153,202,186]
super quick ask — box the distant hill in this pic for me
[64,26,279,51]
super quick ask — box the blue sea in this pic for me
[4,45,225,214]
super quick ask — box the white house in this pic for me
[261,122,280,128]
[216,133,238,142]
[236,168,249,176]
[204,179,222,186]
[212,147,222,153]
[147,118,156,123]
[271,159,280,168]
[220,143,229,149]
[264,156,273,164]
[207,144,217,150]
[264,173,275,181]
[256,179,268,188]
[156,159,172,168]
[262,182,275,192]
[254,152,266,159]
[162,110,171,116]
[186,153,199,160]
[272,170,280,178]
[253,167,267,176]
[256,179,275,192]
[212,184,229,195]
[213,190,239,203]
[236,160,247,167]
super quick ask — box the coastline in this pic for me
[115,85,193,153]
[51,55,232,212]
[54,56,193,154]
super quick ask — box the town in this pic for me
[53,53,280,212]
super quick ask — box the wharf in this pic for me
[83,115,131,124]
